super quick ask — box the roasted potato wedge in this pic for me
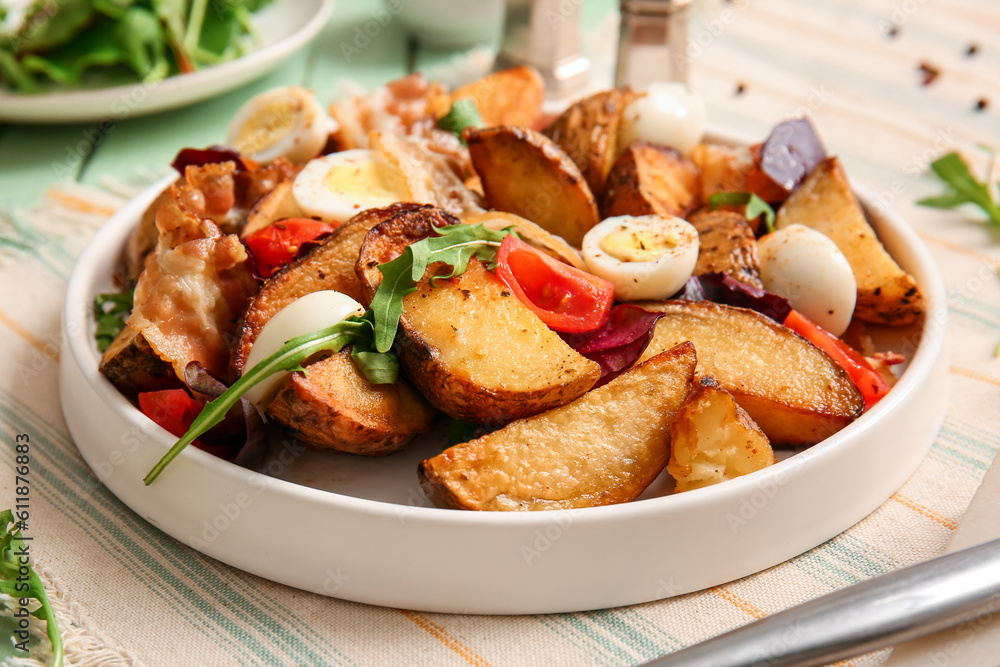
[543,87,637,198]
[233,203,425,373]
[266,348,436,455]
[688,209,763,288]
[775,157,923,325]
[465,125,599,247]
[240,181,306,239]
[356,206,601,425]
[668,376,775,492]
[690,143,755,200]
[99,325,182,398]
[462,210,586,271]
[601,140,701,219]
[418,342,697,510]
[448,65,545,128]
[635,300,863,445]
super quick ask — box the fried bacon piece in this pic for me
[183,162,236,218]
[370,131,484,219]
[329,73,469,173]
[128,233,257,383]
[154,183,222,250]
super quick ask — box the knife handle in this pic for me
[644,537,1000,667]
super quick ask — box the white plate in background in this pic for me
[59,138,948,613]
[0,0,334,124]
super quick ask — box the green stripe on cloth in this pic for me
[582,608,682,660]
[533,613,618,667]
[5,393,358,665]
[553,612,638,665]
[0,411,262,664]
[0,394,356,667]
[947,305,1000,332]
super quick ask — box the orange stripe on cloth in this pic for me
[0,307,58,361]
[917,233,1000,267]
[45,189,118,217]
[951,366,1000,388]
[711,586,766,620]
[396,610,492,667]
[891,493,958,530]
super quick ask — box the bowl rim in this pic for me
[62,131,949,531]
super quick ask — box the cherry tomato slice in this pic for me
[495,235,614,333]
[138,389,204,443]
[783,309,890,410]
[245,218,336,278]
[138,389,235,456]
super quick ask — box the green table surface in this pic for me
[0,0,615,210]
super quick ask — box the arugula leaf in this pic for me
[113,7,171,83]
[918,152,1000,227]
[707,192,776,233]
[436,99,485,144]
[0,511,62,666]
[143,315,396,484]
[93,289,134,352]
[369,223,512,352]
[144,223,510,483]
[10,0,94,53]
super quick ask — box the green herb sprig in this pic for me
[436,99,485,145]
[143,222,513,484]
[918,152,1000,228]
[143,315,395,485]
[368,223,512,352]
[707,192,777,233]
[0,511,62,666]
[93,289,134,352]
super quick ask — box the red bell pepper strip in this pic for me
[783,309,890,410]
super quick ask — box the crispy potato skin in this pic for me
[668,376,775,492]
[355,206,600,425]
[601,141,701,219]
[463,210,587,271]
[419,342,697,510]
[543,88,637,198]
[233,203,425,374]
[690,143,755,201]
[99,325,182,398]
[465,125,599,247]
[775,157,923,325]
[688,209,764,288]
[355,205,457,295]
[635,300,864,445]
[449,65,545,128]
[266,348,436,455]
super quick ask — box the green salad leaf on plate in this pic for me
[0,0,274,93]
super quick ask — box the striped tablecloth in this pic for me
[1,0,999,665]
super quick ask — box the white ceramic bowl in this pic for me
[0,0,334,124]
[60,156,947,614]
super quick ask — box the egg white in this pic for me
[227,86,334,164]
[243,290,364,415]
[582,215,700,301]
[758,224,857,336]
[618,82,707,156]
[292,149,411,224]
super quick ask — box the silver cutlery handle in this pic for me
[644,537,1000,667]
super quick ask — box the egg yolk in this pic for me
[323,160,407,199]
[232,99,297,154]
[599,228,682,262]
